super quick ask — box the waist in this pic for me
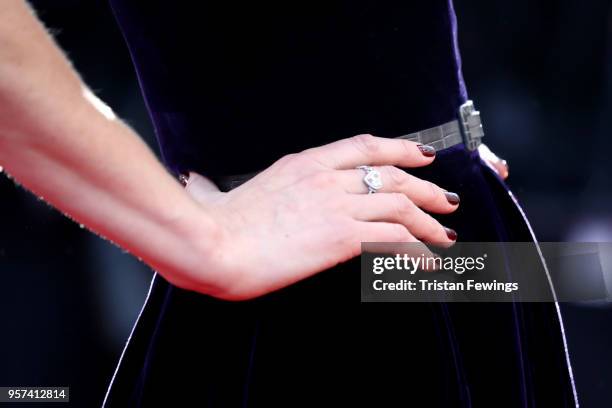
[153,89,469,178]
[200,100,484,192]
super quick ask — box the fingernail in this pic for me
[444,192,460,205]
[445,227,458,241]
[502,159,509,178]
[417,144,436,157]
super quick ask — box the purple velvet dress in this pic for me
[103,1,577,406]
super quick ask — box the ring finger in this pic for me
[337,166,460,214]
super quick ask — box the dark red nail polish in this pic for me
[445,227,458,241]
[417,144,436,157]
[445,192,460,205]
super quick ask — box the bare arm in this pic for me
[0,0,218,290]
[0,0,461,300]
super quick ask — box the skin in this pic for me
[0,0,507,301]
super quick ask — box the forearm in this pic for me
[0,1,465,302]
[0,1,217,287]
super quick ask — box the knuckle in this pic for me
[425,181,440,202]
[334,222,361,254]
[385,166,406,189]
[392,193,414,217]
[297,149,320,163]
[343,240,362,259]
[275,153,299,168]
[426,219,444,240]
[328,195,350,213]
[431,223,444,240]
[276,152,317,175]
[351,133,380,156]
[349,237,365,257]
[391,224,411,242]
[401,139,419,156]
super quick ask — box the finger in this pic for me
[304,133,436,169]
[493,159,509,180]
[478,144,509,179]
[184,171,223,201]
[482,157,509,180]
[336,166,460,214]
[347,193,457,247]
[353,221,418,243]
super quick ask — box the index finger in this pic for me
[303,134,436,170]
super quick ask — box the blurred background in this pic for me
[1,0,612,406]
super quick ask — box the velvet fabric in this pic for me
[107,0,467,177]
[103,1,577,406]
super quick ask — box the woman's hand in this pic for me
[479,144,509,179]
[0,3,465,302]
[178,134,460,300]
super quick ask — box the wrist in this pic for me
[161,194,230,296]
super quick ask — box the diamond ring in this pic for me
[356,165,383,194]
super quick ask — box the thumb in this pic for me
[183,171,223,202]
